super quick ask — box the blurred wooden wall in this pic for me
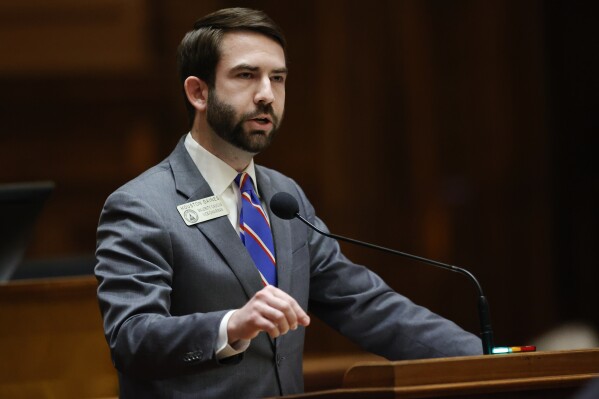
[0,0,597,355]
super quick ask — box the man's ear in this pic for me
[184,76,209,111]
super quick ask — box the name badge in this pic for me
[177,195,229,226]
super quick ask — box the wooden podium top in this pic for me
[282,349,599,398]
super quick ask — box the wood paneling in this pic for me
[0,0,150,74]
[0,277,117,398]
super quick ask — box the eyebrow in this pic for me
[231,63,288,74]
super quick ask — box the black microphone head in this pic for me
[270,192,299,220]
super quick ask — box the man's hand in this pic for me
[227,286,310,343]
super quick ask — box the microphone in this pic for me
[270,191,494,355]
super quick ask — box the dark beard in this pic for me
[206,90,282,153]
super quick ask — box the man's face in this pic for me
[206,31,287,154]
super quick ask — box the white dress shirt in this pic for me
[184,133,257,359]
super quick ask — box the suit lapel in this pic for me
[169,138,264,300]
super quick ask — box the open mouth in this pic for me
[249,115,273,126]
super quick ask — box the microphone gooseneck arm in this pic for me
[291,211,494,355]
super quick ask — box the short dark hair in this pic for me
[177,8,287,126]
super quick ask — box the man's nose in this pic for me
[254,77,275,104]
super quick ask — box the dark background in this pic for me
[0,0,596,354]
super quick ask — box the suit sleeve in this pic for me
[292,185,483,359]
[95,190,238,379]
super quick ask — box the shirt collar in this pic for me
[184,133,259,196]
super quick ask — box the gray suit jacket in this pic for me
[95,137,482,398]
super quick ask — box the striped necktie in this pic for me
[235,173,277,286]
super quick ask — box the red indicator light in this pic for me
[510,345,536,353]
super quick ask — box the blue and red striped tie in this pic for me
[235,173,277,286]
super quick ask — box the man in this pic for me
[95,7,482,398]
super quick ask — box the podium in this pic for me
[283,349,599,398]
[2,276,598,398]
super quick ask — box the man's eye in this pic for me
[271,75,285,83]
[238,72,253,79]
